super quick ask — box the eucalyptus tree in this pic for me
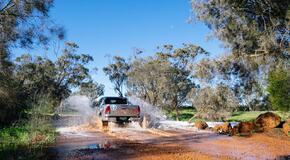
[14,42,94,107]
[191,0,289,58]
[155,44,207,120]
[78,80,105,100]
[103,56,130,97]
[0,0,64,74]
[127,44,208,120]
[127,57,171,106]
[192,85,238,120]
[192,55,271,111]
[0,0,64,125]
[191,0,290,113]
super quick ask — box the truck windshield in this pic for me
[104,97,127,104]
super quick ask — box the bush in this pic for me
[0,121,56,151]
[192,85,238,121]
[0,96,56,158]
[267,69,290,111]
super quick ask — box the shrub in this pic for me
[192,85,238,121]
[267,69,290,111]
[0,95,56,158]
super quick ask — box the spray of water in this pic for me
[63,95,94,117]
[56,95,195,133]
[129,96,166,128]
[56,95,98,133]
[128,96,198,131]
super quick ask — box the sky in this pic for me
[14,0,225,96]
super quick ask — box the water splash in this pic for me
[56,95,96,128]
[128,96,166,128]
[62,95,94,116]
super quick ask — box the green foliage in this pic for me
[0,125,30,150]
[127,44,207,120]
[78,80,105,100]
[0,96,56,158]
[191,0,289,58]
[192,55,271,111]
[0,1,103,158]
[127,57,172,106]
[0,0,68,126]
[0,73,26,126]
[165,108,196,121]
[190,0,289,116]
[0,0,64,78]
[29,95,55,115]
[267,69,290,111]
[0,41,96,126]
[0,122,56,158]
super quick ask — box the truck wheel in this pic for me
[101,121,109,131]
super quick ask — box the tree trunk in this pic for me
[175,105,179,121]
[174,96,179,121]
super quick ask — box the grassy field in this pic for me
[165,108,197,121]
[227,111,290,122]
[166,108,290,122]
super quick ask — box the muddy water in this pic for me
[47,116,290,160]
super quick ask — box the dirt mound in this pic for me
[254,112,281,132]
[213,122,232,134]
[231,122,254,136]
[282,119,290,136]
[194,121,208,130]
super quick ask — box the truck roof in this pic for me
[95,96,127,101]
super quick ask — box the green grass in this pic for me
[227,111,290,122]
[165,108,290,122]
[165,107,197,121]
[0,119,56,159]
[0,125,30,150]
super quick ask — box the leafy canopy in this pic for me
[191,0,289,58]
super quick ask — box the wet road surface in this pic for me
[47,116,290,160]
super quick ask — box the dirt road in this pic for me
[47,116,290,160]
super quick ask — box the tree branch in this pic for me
[0,0,14,14]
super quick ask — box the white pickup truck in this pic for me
[94,96,140,128]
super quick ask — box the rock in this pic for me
[213,122,232,134]
[282,119,290,136]
[254,112,281,131]
[231,121,254,136]
[194,121,208,130]
[231,126,238,135]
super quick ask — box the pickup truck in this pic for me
[94,96,140,128]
